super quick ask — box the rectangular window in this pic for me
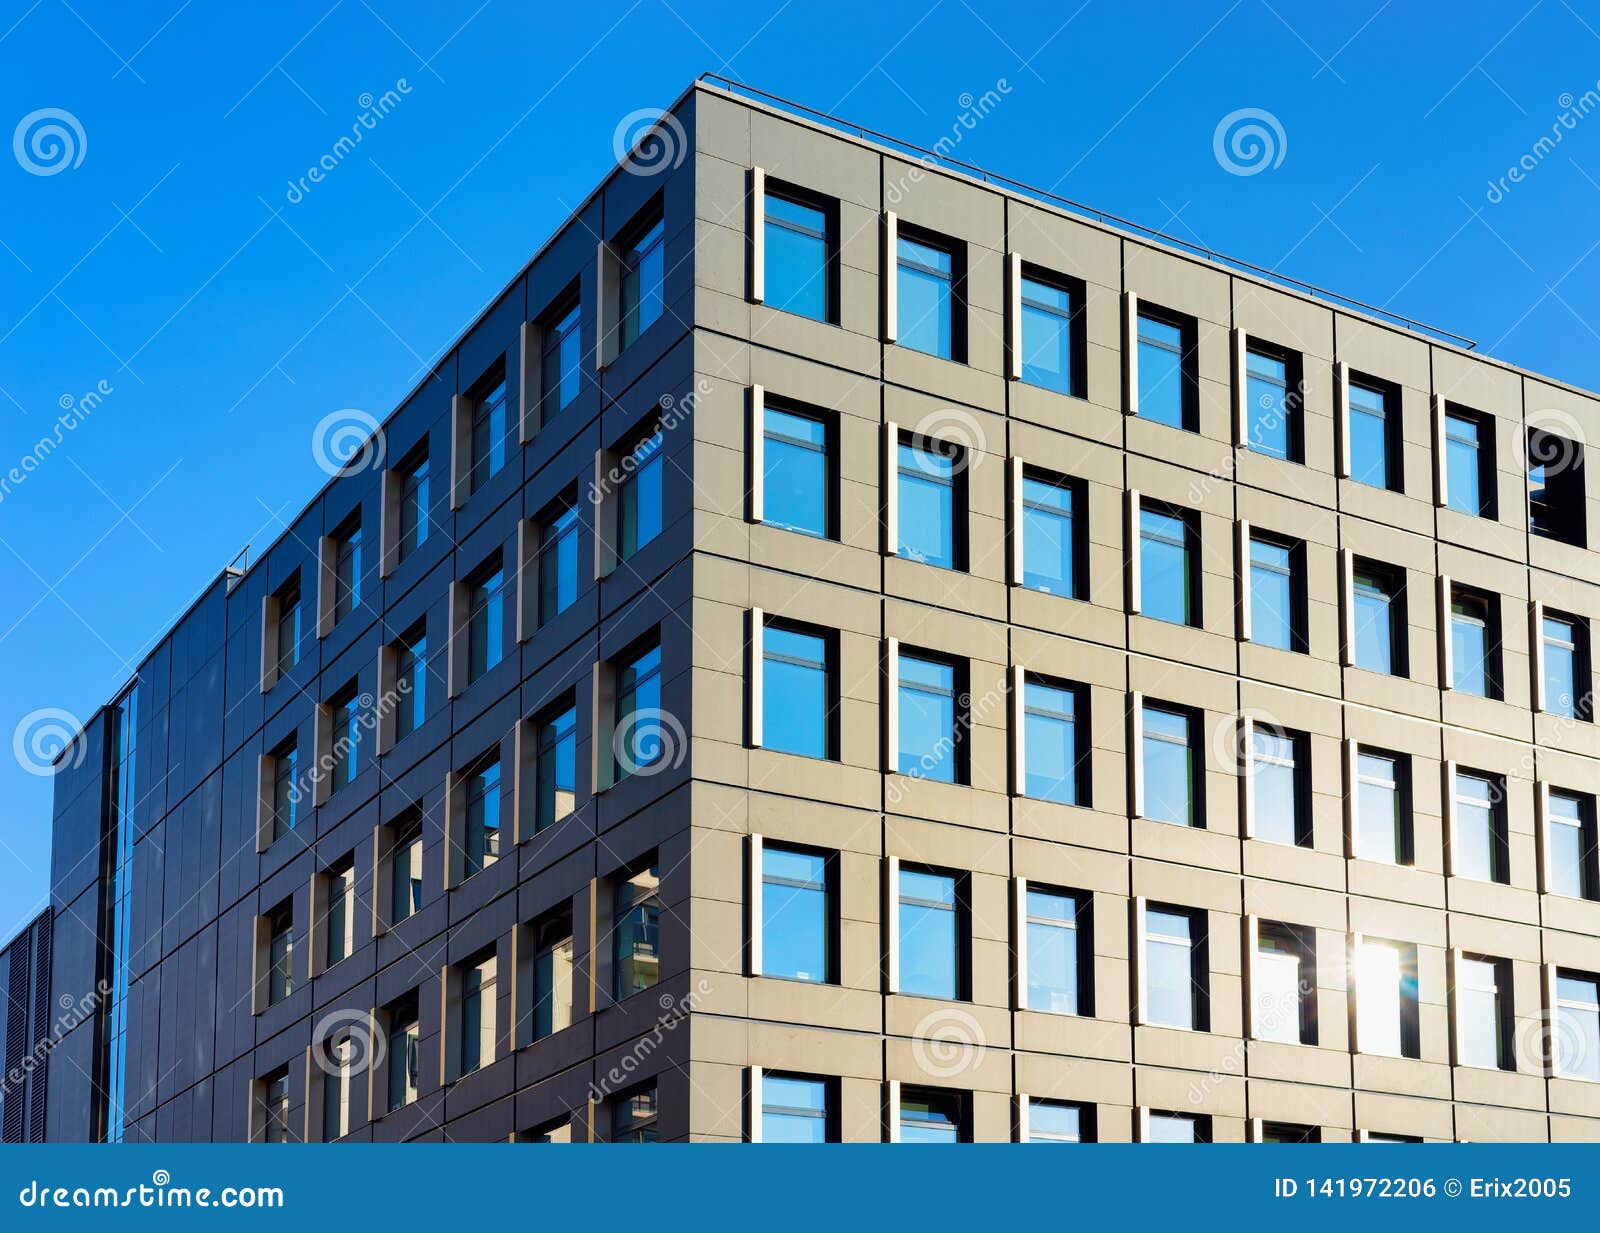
[1452,770,1507,883]
[1249,533,1305,652]
[537,500,579,625]
[266,901,294,1006]
[896,651,963,784]
[327,681,361,795]
[618,206,665,350]
[1348,377,1399,490]
[761,844,834,983]
[763,622,834,760]
[618,425,664,559]
[1144,905,1204,1030]
[761,1073,830,1143]
[1529,430,1586,546]
[461,754,501,880]
[521,1118,573,1144]
[539,291,582,423]
[1245,341,1301,462]
[458,950,496,1077]
[1025,886,1088,1015]
[397,446,429,563]
[1260,1122,1319,1143]
[1352,562,1405,676]
[1251,726,1308,847]
[898,865,965,1001]
[1548,790,1598,901]
[1023,676,1086,806]
[1019,268,1081,396]
[1542,611,1590,720]
[468,370,507,496]
[1457,955,1510,1070]
[1136,307,1197,430]
[323,855,355,969]
[1139,505,1197,627]
[388,811,424,926]
[533,701,577,834]
[763,403,831,539]
[1028,1099,1092,1143]
[1451,587,1501,699]
[896,229,959,360]
[611,1084,658,1142]
[530,911,575,1041]
[897,438,962,570]
[321,1032,353,1141]
[611,861,660,1002]
[1254,922,1315,1045]
[274,577,301,678]
[260,1066,291,1143]
[1141,702,1197,828]
[614,639,663,781]
[1146,1112,1209,1143]
[1444,407,1493,517]
[1020,471,1081,598]
[331,513,362,624]
[270,738,298,841]
[385,992,420,1112]
[393,624,426,742]
[1555,971,1600,1081]
[1356,750,1411,865]
[899,1087,965,1143]
[466,557,505,685]
[764,186,834,323]
[1354,937,1418,1058]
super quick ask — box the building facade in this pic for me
[27,78,1600,1143]
[1,909,53,1144]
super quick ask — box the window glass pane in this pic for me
[1028,1099,1084,1142]
[1557,975,1600,1081]
[1458,957,1502,1069]
[395,633,426,740]
[1026,889,1079,1014]
[1021,475,1075,596]
[611,1086,658,1142]
[1024,680,1079,806]
[1251,729,1301,847]
[619,429,664,558]
[1020,276,1074,393]
[897,442,956,568]
[615,644,663,779]
[463,761,500,878]
[390,818,423,924]
[535,706,577,832]
[764,406,829,537]
[762,1075,828,1143]
[1348,383,1391,488]
[1145,908,1195,1029]
[763,625,829,759]
[1452,596,1492,696]
[765,193,829,322]
[1254,933,1302,1043]
[1548,792,1592,900]
[1453,772,1500,882]
[538,505,579,624]
[532,927,574,1040]
[1355,940,1406,1056]
[897,653,956,782]
[1544,615,1581,718]
[1249,537,1296,651]
[762,846,830,983]
[540,301,581,420]
[899,868,958,999]
[1246,349,1290,459]
[620,217,664,348]
[468,566,504,682]
[1136,313,1186,428]
[897,236,953,359]
[399,456,429,560]
[1445,412,1483,515]
[1142,705,1194,827]
[1146,1114,1200,1143]
[1140,508,1193,626]
[899,1091,961,1143]
[470,380,506,493]
[1353,570,1397,675]
[612,866,660,1001]
[1357,753,1403,864]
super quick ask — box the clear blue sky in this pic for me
[2,0,1598,940]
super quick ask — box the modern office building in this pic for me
[22,76,1600,1142]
